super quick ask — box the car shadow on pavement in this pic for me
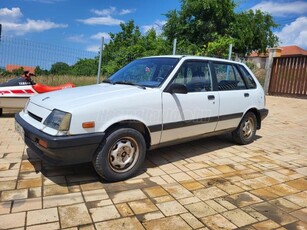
[24,133,262,189]
[0,112,17,118]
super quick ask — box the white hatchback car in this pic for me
[15,56,268,181]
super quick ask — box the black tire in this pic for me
[232,112,257,145]
[93,128,146,182]
[0,108,2,116]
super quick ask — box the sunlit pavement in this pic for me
[0,96,306,230]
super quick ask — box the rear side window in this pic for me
[237,65,257,89]
[213,63,247,91]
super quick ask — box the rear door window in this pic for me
[213,62,247,91]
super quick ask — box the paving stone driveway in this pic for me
[0,96,306,230]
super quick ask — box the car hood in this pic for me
[30,83,152,111]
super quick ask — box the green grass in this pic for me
[0,75,106,87]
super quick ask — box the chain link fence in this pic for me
[0,36,100,86]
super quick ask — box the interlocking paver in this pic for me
[252,202,298,225]
[226,191,263,207]
[115,203,134,217]
[43,192,84,208]
[180,180,204,191]
[82,188,108,202]
[137,211,164,222]
[0,188,28,201]
[143,216,191,230]
[162,183,193,199]
[43,184,69,196]
[26,222,60,230]
[201,214,237,229]
[0,180,16,191]
[180,213,204,229]
[12,197,42,212]
[128,198,158,214]
[285,178,307,191]
[269,198,301,212]
[111,189,147,204]
[291,208,307,222]
[0,96,306,229]
[252,219,280,229]
[0,212,26,229]
[222,208,257,227]
[143,186,168,198]
[0,201,11,214]
[95,217,144,230]
[184,201,216,218]
[193,186,227,201]
[27,208,58,226]
[284,192,307,207]
[156,200,187,216]
[58,203,92,228]
[89,204,120,222]
[17,177,42,189]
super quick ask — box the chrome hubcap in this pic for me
[242,118,254,138]
[109,137,139,173]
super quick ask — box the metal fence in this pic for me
[0,36,97,74]
[269,55,307,97]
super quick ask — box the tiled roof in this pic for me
[279,45,307,56]
[248,45,307,57]
[6,64,35,73]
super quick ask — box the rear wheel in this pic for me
[232,112,257,145]
[93,128,146,182]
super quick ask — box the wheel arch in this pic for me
[104,120,152,149]
[244,108,261,129]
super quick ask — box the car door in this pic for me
[212,61,254,131]
[160,60,219,143]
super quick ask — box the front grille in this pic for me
[28,111,43,122]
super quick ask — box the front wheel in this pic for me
[93,128,146,182]
[232,112,257,145]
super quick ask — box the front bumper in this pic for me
[15,113,105,165]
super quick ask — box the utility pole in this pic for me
[97,37,104,84]
[0,24,2,42]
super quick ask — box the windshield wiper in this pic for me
[113,81,146,89]
[102,79,114,84]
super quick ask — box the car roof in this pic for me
[140,55,244,65]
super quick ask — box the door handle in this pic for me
[208,95,215,100]
[244,93,249,97]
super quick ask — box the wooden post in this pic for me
[264,48,282,94]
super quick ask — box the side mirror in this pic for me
[167,83,188,94]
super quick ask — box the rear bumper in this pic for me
[15,113,105,165]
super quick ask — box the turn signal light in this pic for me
[38,139,48,148]
[82,121,95,128]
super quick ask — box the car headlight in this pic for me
[43,109,72,132]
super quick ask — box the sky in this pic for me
[0,0,307,54]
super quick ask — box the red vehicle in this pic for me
[0,71,75,116]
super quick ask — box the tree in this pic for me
[198,35,235,58]
[163,0,236,52]
[102,20,171,75]
[230,9,278,56]
[163,0,278,56]
[70,58,98,76]
[50,62,70,75]
[12,67,24,76]
[34,66,49,75]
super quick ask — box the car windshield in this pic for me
[105,57,179,88]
